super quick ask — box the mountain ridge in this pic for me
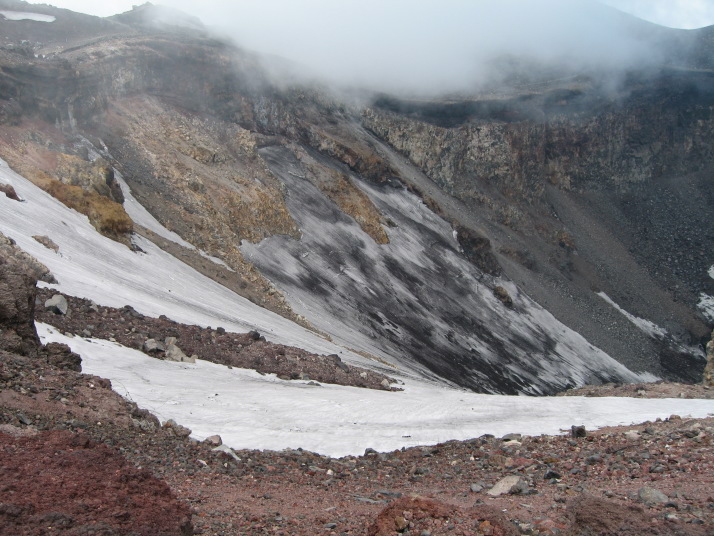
[0,0,711,392]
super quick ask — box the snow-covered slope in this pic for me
[242,146,653,394]
[37,323,714,458]
[2,158,713,457]
[0,158,373,368]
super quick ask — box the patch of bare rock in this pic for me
[35,287,399,391]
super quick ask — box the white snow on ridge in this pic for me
[113,168,196,250]
[0,10,55,22]
[38,324,714,458]
[699,293,714,323]
[709,265,714,280]
[597,292,668,339]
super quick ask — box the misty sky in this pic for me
[19,0,714,95]
[24,0,714,28]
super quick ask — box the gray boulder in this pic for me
[638,487,668,506]
[164,338,196,363]
[44,294,68,315]
[487,475,529,496]
[143,338,165,353]
[162,419,191,437]
[204,434,222,446]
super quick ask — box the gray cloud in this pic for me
[26,0,700,95]
[158,0,673,95]
[601,0,714,29]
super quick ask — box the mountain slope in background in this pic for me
[0,0,712,393]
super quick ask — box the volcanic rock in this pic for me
[0,234,41,354]
[44,294,68,315]
[0,183,19,201]
[487,475,530,496]
[638,487,669,506]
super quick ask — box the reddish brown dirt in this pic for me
[35,288,398,391]
[3,343,713,536]
[0,430,192,536]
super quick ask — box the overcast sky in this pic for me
[20,0,714,95]
[24,0,714,28]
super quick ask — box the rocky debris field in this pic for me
[35,288,398,391]
[559,381,714,399]
[2,339,714,536]
[2,338,714,535]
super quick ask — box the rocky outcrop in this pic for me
[0,234,42,354]
[0,233,80,370]
[54,153,124,203]
[363,75,714,203]
[0,234,55,284]
[704,330,714,387]
[35,288,399,390]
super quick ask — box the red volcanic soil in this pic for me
[0,429,192,536]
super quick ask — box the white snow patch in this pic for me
[112,168,196,250]
[709,265,714,280]
[0,10,55,22]
[38,324,714,458]
[699,293,714,323]
[597,292,668,339]
[0,158,372,369]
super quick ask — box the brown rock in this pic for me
[40,342,82,372]
[565,495,706,536]
[367,497,519,536]
[367,497,453,536]
[0,234,41,354]
[493,285,514,307]
[32,235,59,252]
[0,183,20,201]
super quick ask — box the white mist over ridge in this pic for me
[161,0,673,95]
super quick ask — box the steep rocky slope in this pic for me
[0,0,712,392]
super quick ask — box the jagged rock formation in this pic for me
[0,0,712,392]
[0,233,41,354]
[0,232,81,370]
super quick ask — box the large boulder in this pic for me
[164,337,195,363]
[0,233,79,370]
[44,294,68,315]
[0,234,42,354]
[0,234,56,284]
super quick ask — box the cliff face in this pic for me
[360,73,714,382]
[0,1,711,392]
[364,74,714,200]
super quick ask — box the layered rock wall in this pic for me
[363,76,714,205]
